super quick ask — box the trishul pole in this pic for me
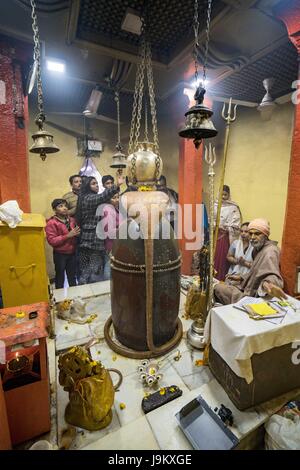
[187,144,216,349]
[205,143,216,316]
[213,98,237,256]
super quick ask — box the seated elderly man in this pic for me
[214,218,286,305]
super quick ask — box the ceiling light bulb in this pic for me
[46,59,65,73]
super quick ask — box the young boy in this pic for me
[45,199,80,289]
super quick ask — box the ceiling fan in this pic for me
[47,82,120,125]
[48,58,132,125]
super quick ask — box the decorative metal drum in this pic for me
[104,190,182,358]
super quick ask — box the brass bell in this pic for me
[30,128,60,161]
[30,114,60,161]
[110,144,127,170]
[179,85,217,149]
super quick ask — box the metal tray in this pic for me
[175,395,239,450]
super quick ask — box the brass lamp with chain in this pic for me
[110,90,127,175]
[178,0,217,149]
[182,0,218,350]
[29,0,59,160]
[127,22,162,188]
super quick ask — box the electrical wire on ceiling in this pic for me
[14,0,69,14]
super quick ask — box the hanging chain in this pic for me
[128,60,141,154]
[144,96,148,142]
[135,37,146,149]
[128,15,160,159]
[193,0,199,83]
[114,91,121,145]
[193,0,213,85]
[202,0,212,84]
[146,40,159,156]
[30,0,45,122]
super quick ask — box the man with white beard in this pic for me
[214,218,286,305]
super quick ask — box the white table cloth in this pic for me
[204,297,300,384]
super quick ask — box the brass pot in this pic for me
[127,141,162,186]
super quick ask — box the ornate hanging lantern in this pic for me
[110,91,127,173]
[178,0,217,149]
[29,0,59,161]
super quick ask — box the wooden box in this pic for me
[209,344,300,410]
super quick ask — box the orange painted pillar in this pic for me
[178,138,203,274]
[276,1,300,294]
[0,37,31,212]
[177,88,214,274]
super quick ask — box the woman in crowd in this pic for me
[96,192,122,279]
[226,222,253,277]
[75,176,122,284]
[214,185,241,281]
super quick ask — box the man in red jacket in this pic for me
[45,199,81,288]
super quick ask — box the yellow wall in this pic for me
[204,101,294,245]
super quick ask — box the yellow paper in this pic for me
[246,303,278,316]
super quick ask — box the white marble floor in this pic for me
[42,282,300,451]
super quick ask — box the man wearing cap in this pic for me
[214,218,286,304]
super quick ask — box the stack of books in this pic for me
[242,301,286,320]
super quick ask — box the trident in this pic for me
[204,143,216,314]
[186,143,216,351]
[214,97,237,255]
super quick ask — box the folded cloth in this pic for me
[0,200,23,228]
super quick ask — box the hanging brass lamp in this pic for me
[29,0,59,161]
[178,0,217,149]
[179,85,217,149]
[110,91,127,173]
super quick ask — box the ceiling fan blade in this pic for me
[47,112,83,116]
[46,120,109,142]
[46,120,85,139]
[85,113,120,125]
[48,111,119,124]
